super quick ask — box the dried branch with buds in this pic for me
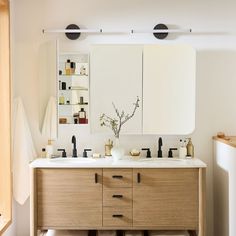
[100,97,140,139]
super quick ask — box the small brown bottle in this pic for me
[186,138,194,158]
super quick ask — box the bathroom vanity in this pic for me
[30,158,206,236]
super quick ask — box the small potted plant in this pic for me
[100,97,140,161]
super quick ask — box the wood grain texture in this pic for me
[103,188,133,207]
[133,169,199,229]
[37,169,102,228]
[0,0,11,234]
[30,168,38,236]
[103,169,133,188]
[198,168,206,236]
[103,207,132,227]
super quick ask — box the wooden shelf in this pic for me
[59,74,88,77]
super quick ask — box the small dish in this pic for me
[130,151,141,157]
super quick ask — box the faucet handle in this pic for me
[141,148,151,158]
[168,148,178,158]
[83,149,92,158]
[58,149,67,158]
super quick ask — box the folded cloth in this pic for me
[149,231,189,236]
[13,97,37,205]
[41,96,57,140]
[124,231,144,236]
[97,230,116,236]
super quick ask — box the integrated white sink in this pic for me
[49,157,96,163]
[137,158,186,162]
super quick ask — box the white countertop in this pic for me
[30,156,207,168]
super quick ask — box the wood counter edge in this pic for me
[213,136,236,148]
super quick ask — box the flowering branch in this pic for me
[100,97,140,139]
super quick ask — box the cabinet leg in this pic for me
[188,230,197,236]
[143,230,149,236]
[88,230,97,236]
[117,230,124,236]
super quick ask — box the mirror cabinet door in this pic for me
[39,40,58,138]
[143,45,196,135]
[90,45,143,135]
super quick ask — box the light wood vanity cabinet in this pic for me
[37,169,102,228]
[133,169,199,229]
[32,167,205,235]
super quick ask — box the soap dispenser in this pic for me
[46,140,54,158]
[186,138,194,158]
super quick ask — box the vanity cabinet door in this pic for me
[133,169,199,229]
[37,168,102,228]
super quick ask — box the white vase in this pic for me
[111,138,125,161]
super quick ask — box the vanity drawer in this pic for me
[103,207,132,227]
[103,169,133,188]
[103,188,132,207]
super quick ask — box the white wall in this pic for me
[6,0,236,235]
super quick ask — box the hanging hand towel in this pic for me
[41,96,57,140]
[13,97,37,205]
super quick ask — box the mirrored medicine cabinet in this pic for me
[39,41,196,138]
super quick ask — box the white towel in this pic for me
[41,96,57,140]
[13,97,37,205]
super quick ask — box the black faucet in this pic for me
[157,137,163,158]
[72,135,78,157]
[83,149,92,158]
[168,148,178,158]
[142,148,151,158]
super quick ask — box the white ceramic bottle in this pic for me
[179,139,187,159]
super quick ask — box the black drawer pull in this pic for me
[112,214,123,218]
[112,194,123,198]
[137,173,141,183]
[112,175,123,179]
[95,173,98,183]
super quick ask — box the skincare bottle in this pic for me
[59,80,62,90]
[186,138,194,158]
[79,108,86,118]
[179,139,187,159]
[80,65,86,75]
[46,140,54,158]
[79,108,86,124]
[41,148,46,158]
[70,62,76,74]
[59,93,65,105]
[80,96,84,104]
[65,59,71,75]
[105,139,113,156]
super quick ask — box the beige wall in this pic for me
[5,0,236,235]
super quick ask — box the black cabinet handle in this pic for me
[112,175,123,179]
[95,173,98,183]
[112,214,123,218]
[137,173,141,183]
[112,194,123,198]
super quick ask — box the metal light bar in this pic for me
[43,28,192,34]
[43,29,102,33]
[133,29,192,34]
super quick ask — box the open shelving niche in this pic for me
[58,53,89,125]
